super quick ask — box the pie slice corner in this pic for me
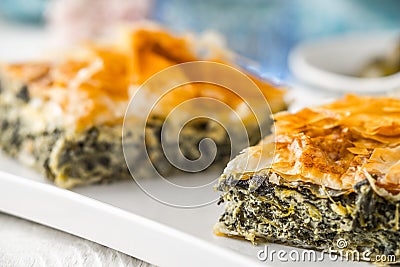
[216,94,400,262]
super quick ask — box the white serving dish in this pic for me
[0,19,363,267]
[289,31,400,93]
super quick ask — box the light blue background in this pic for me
[1,0,399,79]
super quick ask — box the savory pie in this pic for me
[0,26,286,188]
[216,95,400,262]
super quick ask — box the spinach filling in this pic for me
[0,79,262,187]
[217,173,400,261]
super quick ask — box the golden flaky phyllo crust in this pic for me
[225,95,400,199]
[2,27,286,132]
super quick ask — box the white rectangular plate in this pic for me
[0,153,363,267]
[0,20,362,267]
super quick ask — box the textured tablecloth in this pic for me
[0,213,154,267]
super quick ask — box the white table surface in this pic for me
[0,212,153,267]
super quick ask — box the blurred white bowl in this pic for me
[289,32,400,93]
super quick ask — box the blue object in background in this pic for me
[0,0,48,23]
[153,0,296,80]
[153,0,400,80]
